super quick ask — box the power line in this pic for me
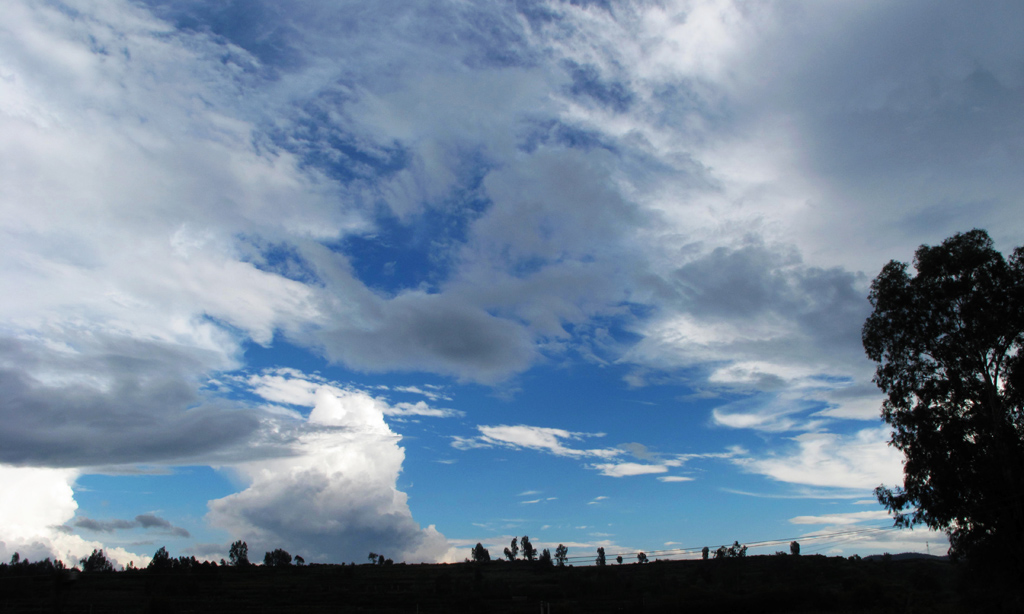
[557,524,902,564]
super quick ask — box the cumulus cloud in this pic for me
[0,465,146,568]
[208,385,452,563]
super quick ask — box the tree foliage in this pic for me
[229,540,249,567]
[863,229,1024,572]
[264,549,292,567]
[554,544,568,567]
[520,536,536,561]
[595,547,606,566]
[81,549,114,573]
[149,547,171,570]
[472,543,490,563]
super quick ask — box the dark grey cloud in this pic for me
[663,241,870,366]
[0,335,261,467]
[309,293,538,385]
[73,514,190,538]
[729,0,1024,268]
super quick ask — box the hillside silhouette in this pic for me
[1,550,1008,613]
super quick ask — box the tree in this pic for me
[264,549,292,567]
[595,547,606,566]
[616,555,623,565]
[790,541,800,556]
[538,548,552,566]
[472,543,490,563]
[637,552,648,564]
[520,536,536,561]
[503,547,514,562]
[368,552,379,565]
[81,549,114,573]
[701,546,709,560]
[863,229,1024,573]
[229,540,249,567]
[554,544,568,567]
[149,546,171,570]
[509,537,519,560]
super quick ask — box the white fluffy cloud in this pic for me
[453,424,621,460]
[208,385,453,563]
[0,465,146,568]
[734,427,904,491]
[593,462,669,478]
[787,509,949,556]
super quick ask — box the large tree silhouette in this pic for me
[863,229,1024,576]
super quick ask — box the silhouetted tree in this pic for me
[701,546,709,560]
[503,547,514,562]
[725,541,747,557]
[229,540,249,567]
[149,547,171,570]
[264,549,292,567]
[538,548,552,566]
[81,549,114,573]
[863,229,1024,574]
[521,536,536,561]
[595,547,606,566]
[616,555,623,565]
[294,555,305,566]
[714,546,726,559]
[368,552,379,565]
[637,552,648,564]
[509,537,519,560]
[790,541,800,556]
[554,544,568,567]
[472,543,490,562]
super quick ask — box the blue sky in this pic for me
[1,0,1021,566]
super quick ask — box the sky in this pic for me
[1,0,1022,568]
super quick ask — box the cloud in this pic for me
[246,369,463,418]
[593,462,669,478]
[657,476,694,483]
[786,507,950,556]
[733,427,904,490]
[0,465,146,568]
[207,385,452,563]
[790,511,891,526]
[454,424,621,460]
[393,386,451,401]
[0,335,262,467]
[73,514,191,538]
